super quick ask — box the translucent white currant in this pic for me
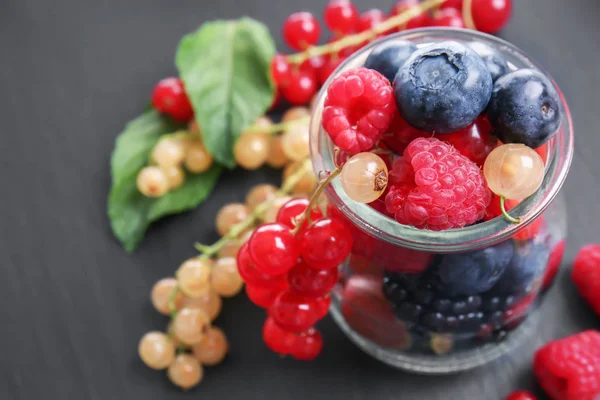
[184,139,213,173]
[138,331,175,370]
[167,354,203,389]
[340,152,389,203]
[266,135,288,168]
[173,307,211,345]
[215,203,249,236]
[245,184,278,211]
[183,290,222,321]
[211,257,244,297]
[136,166,169,197]
[163,166,185,190]
[282,106,310,123]
[151,277,184,315]
[283,162,317,195]
[233,132,270,170]
[151,137,186,168]
[176,258,212,298]
[281,123,310,161]
[192,326,229,366]
[483,144,545,223]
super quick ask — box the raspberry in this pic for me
[384,138,491,230]
[322,68,395,154]
[533,330,600,400]
[542,240,565,290]
[572,244,600,316]
[505,391,537,400]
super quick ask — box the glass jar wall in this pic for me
[309,28,573,373]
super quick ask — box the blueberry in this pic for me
[487,68,562,148]
[364,39,417,83]
[430,240,514,297]
[393,41,493,133]
[467,41,510,82]
[490,240,550,295]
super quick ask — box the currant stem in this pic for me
[462,0,476,30]
[168,285,180,320]
[291,167,342,235]
[500,195,521,224]
[285,0,446,65]
[245,115,311,135]
[194,158,313,257]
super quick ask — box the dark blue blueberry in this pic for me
[382,279,408,303]
[364,39,417,83]
[467,41,510,82]
[483,294,516,312]
[413,288,435,305]
[487,68,562,148]
[396,302,423,322]
[487,311,504,328]
[430,240,514,297]
[422,312,446,332]
[432,298,452,312]
[393,41,493,133]
[457,312,485,333]
[490,241,550,295]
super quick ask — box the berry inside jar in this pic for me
[315,32,569,366]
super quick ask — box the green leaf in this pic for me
[108,110,221,252]
[176,18,276,168]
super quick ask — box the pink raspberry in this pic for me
[322,68,395,154]
[384,137,491,230]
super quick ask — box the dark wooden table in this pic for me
[1,0,599,399]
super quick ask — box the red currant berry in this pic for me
[282,12,321,51]
[269,89,283,111]
[300,218,353,270]
[282,70,317,105]
[288,261,338,298]
[470,0,512,34]
[269,290,322,333]
[382,113,430,155]
[276,198,323,230]
[355,9,386,34]
[262,317,296,355]
[246,283,287,308]
[324,0,358,35]
[151,77,194,122]
[237,242,288,287]
[505,391,537,400]
[271,54,292,87]
[300,55,326,80]
[315,296,332,319]
[432,8,465,28]
[437,116,497,167]
[440,0,462,10]
[318,56,345,85]
[291,328,323,361]
[389,0,431,30]
[248,223,300,276]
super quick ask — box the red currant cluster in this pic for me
[270,0,512,108]
[237,195,353,360]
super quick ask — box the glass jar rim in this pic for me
[309,28,574,253]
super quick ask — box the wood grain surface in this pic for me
[0,0,599,399]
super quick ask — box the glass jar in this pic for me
[309,28,573,373]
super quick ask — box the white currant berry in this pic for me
[262,195,292,223]
[234,132,269,170]
[163,166,186,190]
[173,308,211,346]
[176,258,212,298]
[183,291,222,321]
[211,257,244,297]
[281,123,310,161]
[167,354,203,390]
[282,106,310,123]
[192,327,229,366]
[341,152,388,203]
[137,166,170,197]
[151,137,186,168]
[266,135,288,168]
[184,139,213,173]
[138,331,175,370]
[283,162,317,195]
[245,184,278,211]
[253,115,273,128]
[151,277,184,315]
[483,144,545,200]
[215,203,249,236]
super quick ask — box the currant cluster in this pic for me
[237,194,353,360]
[271,0,513,108]
[136,128,213,198]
